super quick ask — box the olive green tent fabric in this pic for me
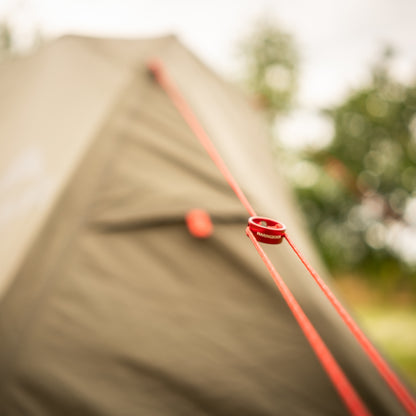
[0,36,412,415]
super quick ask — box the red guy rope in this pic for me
[147,58,416,416]
[148,58,371,416]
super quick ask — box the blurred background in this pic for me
[1,0,415,385]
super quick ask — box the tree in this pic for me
[296,48,416,286]
[0,20,13,60]
[238,18,299,119]
[238,19,416,286]
[0,18,43,62]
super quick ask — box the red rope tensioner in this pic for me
[248,216,286,244]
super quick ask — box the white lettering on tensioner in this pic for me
[256,232,282,239]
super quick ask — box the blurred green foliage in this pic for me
[238,18,299,118]
[0,18,43,61]
[0,20,13,60]
[239,23,416,287]
[298,50,416,284]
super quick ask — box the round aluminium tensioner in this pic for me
[248,216,286,245]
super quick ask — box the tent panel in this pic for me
[0,222,347,416]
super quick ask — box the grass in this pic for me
[334,275,416,389]
[356,305,416,387]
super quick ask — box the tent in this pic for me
[0,35,413,415]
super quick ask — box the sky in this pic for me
[1,0,416,111]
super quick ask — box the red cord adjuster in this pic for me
[248,216,286,244]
